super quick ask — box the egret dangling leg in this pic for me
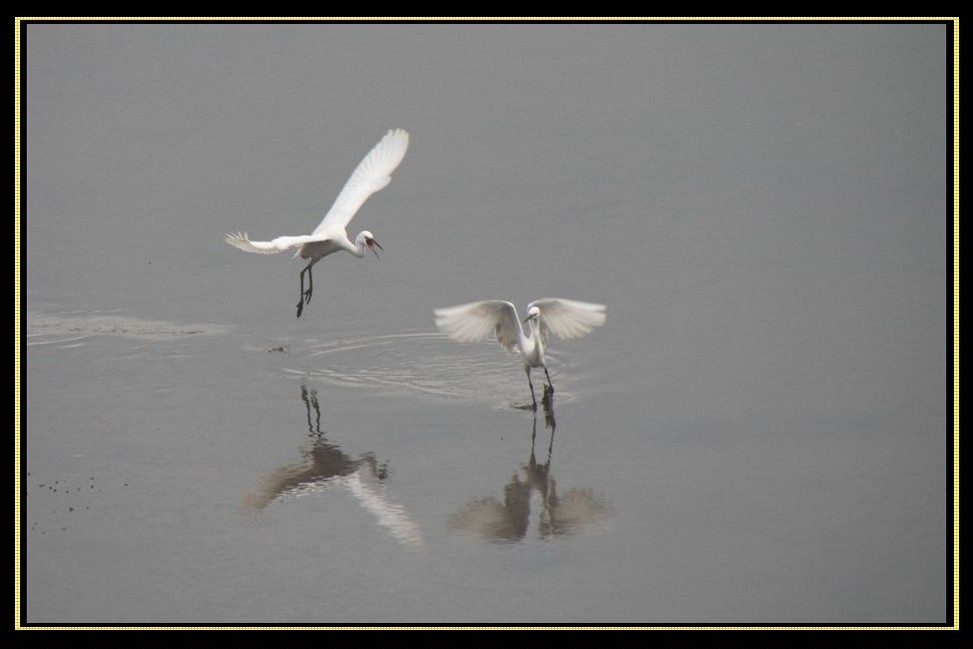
[296,264,309,318]
[543,367,554,393]
[296,259,320,318]
[304,263,314,305]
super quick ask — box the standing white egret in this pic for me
[225,128,410,317]
[434,298,606,408]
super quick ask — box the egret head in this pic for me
[358,230,383,258]
[523,305,541,323]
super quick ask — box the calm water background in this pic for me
[23,23,950,624]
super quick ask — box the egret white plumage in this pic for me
[225,128,410,317]
[434,298,606,408]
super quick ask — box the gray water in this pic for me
[23,23,950,625]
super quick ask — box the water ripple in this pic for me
[279,330,580,408]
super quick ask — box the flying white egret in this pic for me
[434,298,606,408]
[225,128,410,317]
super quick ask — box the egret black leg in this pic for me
[305,265,314,305]
[544,367,554,393]
[296,268,306,318]
[296,266,310,318]
[296,263,315,318]
[525,366,537,411]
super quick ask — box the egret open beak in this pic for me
[366,238,383,258]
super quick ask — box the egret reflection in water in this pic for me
[243,383,424,550]
[448,395,613,543]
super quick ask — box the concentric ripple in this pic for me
[279,330,580,408]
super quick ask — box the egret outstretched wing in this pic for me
[312,128,410,236]
[434,300,522,351]
[224,232,327,254]
[434,297,607,406]
[528,298,607,343]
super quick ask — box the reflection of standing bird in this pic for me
[448,404,613,542]
[434,298,606,407]
[225,128,410,317]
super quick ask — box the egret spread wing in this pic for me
[224,232,328,254]
[434,300,522,351]
[528,298,607,342]
[312,128,410,235]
